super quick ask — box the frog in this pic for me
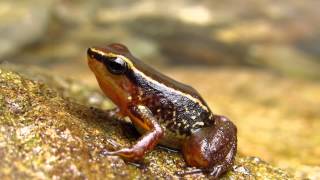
[87,43,237,178]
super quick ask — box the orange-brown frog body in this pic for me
[87,43,237,178]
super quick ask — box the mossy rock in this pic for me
[0,66,293,179]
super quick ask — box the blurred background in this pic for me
[1,0,319,175]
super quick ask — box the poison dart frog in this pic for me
[87,43,237,178]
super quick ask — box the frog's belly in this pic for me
[133,124,186,150]
[159,130,186,149]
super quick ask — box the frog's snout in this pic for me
[87,48,95,58]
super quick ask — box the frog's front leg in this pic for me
[181,115,237,178]
[104,105,164,161]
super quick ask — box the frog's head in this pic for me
[87,43,137,112]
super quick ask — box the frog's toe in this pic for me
[102,150,116,156]
[209,165,224,178]
[103,148,133,157]
[175,168,203,176]
[101,149,121,156]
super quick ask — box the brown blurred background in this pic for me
[1,0,319,174]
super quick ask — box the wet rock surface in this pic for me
[0,66,299,179]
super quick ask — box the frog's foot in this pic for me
[181,115,237,179]
[102,149,146,168]
[103,148,144,161]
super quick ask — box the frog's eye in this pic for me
[105,57,128,75]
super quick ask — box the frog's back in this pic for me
[108,44,208,104]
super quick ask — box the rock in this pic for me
[0,66,294,179]
[0,0,53,59]
[288,165,320,180]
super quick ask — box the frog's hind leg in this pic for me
[181,115,237,178]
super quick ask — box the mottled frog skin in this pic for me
[87,43,237,178]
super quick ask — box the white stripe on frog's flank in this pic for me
[90,48,209,112]
[192,121,204,129]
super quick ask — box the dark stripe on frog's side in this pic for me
[125,67,214,137]
[123,53,210,110]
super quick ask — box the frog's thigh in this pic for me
[106,105,163,161]
[181,115,237,178]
